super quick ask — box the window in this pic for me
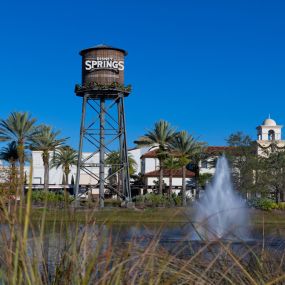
[33,177,42,184]
[201,160,208,169]
[268,130,275,141]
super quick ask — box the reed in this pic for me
[0,197,284,284]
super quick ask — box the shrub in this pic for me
[277,202,285,210]
[134,193,182,207]
[104,198,122,207]
[171,193,182,206]
[247,197,277,211]
[30,190,72,205]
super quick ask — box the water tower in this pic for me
[74,44,132,207]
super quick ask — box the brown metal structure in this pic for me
[74,44,131,207]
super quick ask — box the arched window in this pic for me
[268,130,275,141]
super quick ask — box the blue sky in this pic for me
[0,0,285,149]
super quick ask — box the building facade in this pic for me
[1,116,283,196]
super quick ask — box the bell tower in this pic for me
[256,116,285,156]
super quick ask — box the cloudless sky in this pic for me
[0,0,285,149]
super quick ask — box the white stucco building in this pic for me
[256,117,285,156]
[30,151,110,187]
[140,149,196,188]
[1,116,284,196]
[18,148,147,192]
[139,147,226,191]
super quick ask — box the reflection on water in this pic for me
[37,222,285,250]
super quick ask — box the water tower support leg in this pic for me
[99,98,105,208]
[123,100,131,202]
[75,95,88,199]
[119,94,131,203]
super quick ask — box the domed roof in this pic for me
[263,118,277,126]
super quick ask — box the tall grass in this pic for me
[0,193,284,284]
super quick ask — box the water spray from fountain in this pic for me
[194,155,248,240]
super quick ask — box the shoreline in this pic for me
[26,207,285,225]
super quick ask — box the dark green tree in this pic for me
[51,146,77,189]
[0,112,38,197]
[226,132,257,197]
[261,149,285,203]
[105,151,137,194]
[163,156,180,197]
[197,173,213,189]
[0,141,20,187]
[170,131,203,206]
[134,120,176,195]
[30,125,66,191]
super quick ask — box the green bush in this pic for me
[277,202,285,210]
[247,198,277,211]
[104,199,122,207]
[31,191,72,204]
[172,193,182,206]
[134,193,182,207]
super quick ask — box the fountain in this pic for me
[194,155,248,240]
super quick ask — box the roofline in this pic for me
[144,172,195,178]
[257,125,283,129]
[79,45,128,56]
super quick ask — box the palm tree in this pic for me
[106,151,137,176]
[51,146,77,188]
[170,131,203,206]
[0,112,38,196]
[134,120,176,194]
[0,141,19,166]
[163,156,180,197]
[106,151,137,194]
[30,125,67,191]
[0,141,19,186]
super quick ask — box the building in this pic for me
[139,147,227,195]
[27,148,148,194]
[256,116,285,156]
[0,116,283,196]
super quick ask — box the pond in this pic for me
[1,218,284,284]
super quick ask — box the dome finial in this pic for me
[269,113,271,119]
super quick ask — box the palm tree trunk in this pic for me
[195,166,200,200]
[281,189,285,202]
[182,165,186,206]
[8,161,17,214]
[43,151,49,192]
[10,162,16,185]
[275,188,280,204]
[117,171,121,199]
[17,142,25,198]
[169,169,173,197]
[65,171,69,187]
[159,159,163,195]
[64,168,69,196]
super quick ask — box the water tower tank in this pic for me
[80,44,127,86]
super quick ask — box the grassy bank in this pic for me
[29,206,285,225]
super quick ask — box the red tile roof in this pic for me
[144,169,195,178]
[141,146,232,159]
[205,146,231,153]
[141,149,158,159]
